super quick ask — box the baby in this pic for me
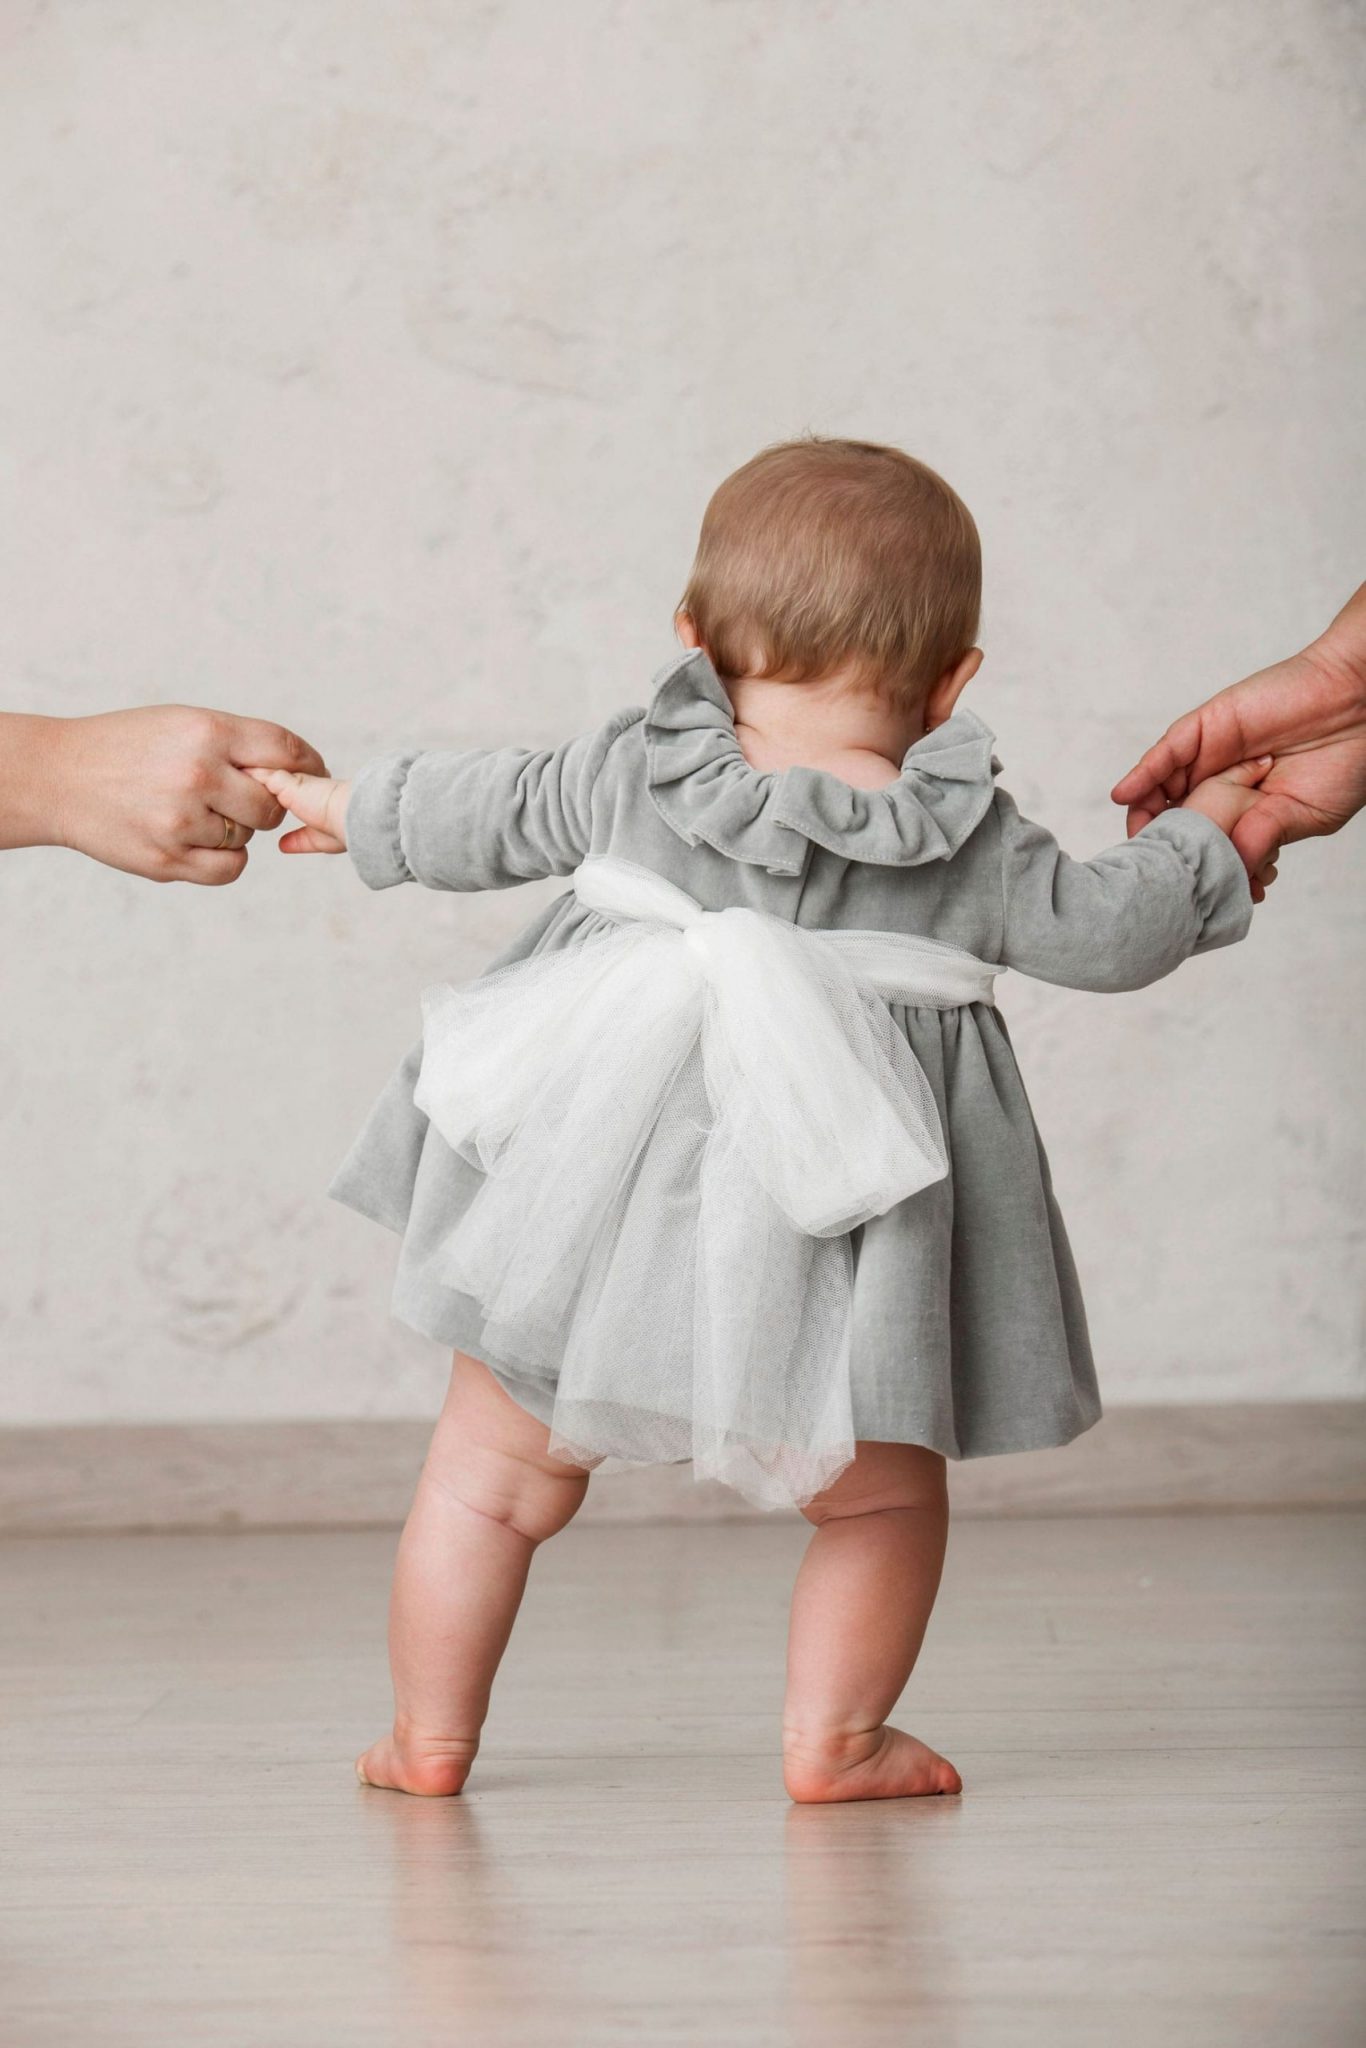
[257,439,1272,1803]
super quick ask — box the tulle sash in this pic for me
[414,858,999,1509]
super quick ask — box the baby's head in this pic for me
[678,438,982,726]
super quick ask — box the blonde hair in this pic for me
[680,438,981,705]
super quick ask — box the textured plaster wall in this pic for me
[1,1,1362,1427]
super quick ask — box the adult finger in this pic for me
[1111,710,1205,807]
[1125,799,1166,838]
[184,812,255,852]
[1231,793,1307,873]
[220,715,328,779]
[161,846,251,886]
[210,762,290,832]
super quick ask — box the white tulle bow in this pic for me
[414,858,999,1510]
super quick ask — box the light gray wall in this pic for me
[2,1,1362,1427]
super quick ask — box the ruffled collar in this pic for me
[643,649,1000,876]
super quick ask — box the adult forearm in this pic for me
[1306,581,1366,710]
[0,713,66,850]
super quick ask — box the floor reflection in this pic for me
[354,1756,966,2038]
[783,1798,963,2039]
[356,1782,574,2035]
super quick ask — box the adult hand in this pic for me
[1112,584,1366,884]
[0,705,328,882]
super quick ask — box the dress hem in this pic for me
[374,1254,1103,1467]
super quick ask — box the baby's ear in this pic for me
[674,611,701,651]
[926,647,982,728]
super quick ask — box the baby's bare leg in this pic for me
[357,1351,590,1796]
[783,1441,960,1803]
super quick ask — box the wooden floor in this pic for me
[3,1513,1364,2047]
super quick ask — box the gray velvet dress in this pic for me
[331,649,1252,1462]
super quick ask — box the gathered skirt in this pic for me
[331,891,1101,1463]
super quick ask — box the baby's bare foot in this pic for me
[355,1724,478,1797]
[783,1724,962,1804]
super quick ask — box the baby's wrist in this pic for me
[1180,789,1237,834]
[328,778,353,847]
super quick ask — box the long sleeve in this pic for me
[345,709,640,892]
[995,791,1253,992]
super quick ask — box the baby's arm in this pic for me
[996,769,1264,993]
[252,713,638,891]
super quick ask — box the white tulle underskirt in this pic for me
[413,858,1000,1509]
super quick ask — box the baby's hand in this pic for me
[1181,757,1278,895]
[247,767,352,854]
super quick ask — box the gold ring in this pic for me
[218,815,235,850]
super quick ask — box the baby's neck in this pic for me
[725,669,925,790]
